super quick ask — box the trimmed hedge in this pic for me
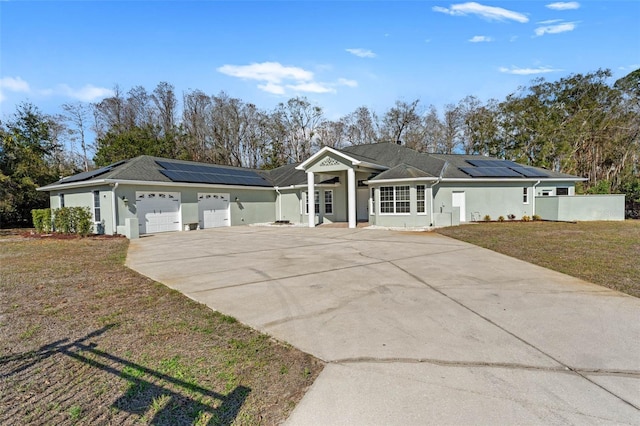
[32,207,93,236]
[31,208,52,233]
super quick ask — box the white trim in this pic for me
[38,178,276,192]
[365,177,438,185]
[416,184,427,215]
[324,189,334,215]
[347,168,356,228]
[441,177,585,183]
[295,146,387,171]
[378,185,411,215]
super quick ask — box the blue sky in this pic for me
[1,1,639,121]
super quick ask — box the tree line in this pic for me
[1,68,638,226]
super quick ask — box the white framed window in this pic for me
[380,185,410,214]
[556,187,569,196]
[417,185,426,214]
[59,193,65,208]
[523,187,529,204]
[324,190,333,215]
[303,191,320,214]
[93,191,101,222]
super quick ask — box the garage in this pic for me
[136,191,181,234]
[198,193,230,229]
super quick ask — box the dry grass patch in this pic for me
[437,221,640,298]
[0,237,323,425]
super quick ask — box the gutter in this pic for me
[431,161,448,226]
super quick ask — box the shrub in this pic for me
[31,208,52,233]
[52,207,94,236]
[532,214,541,221]
[498,215,505,222]
[521,215,531,222]
[507,214,516,220]
[483,214,491,222]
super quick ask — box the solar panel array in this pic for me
[59,160,126,183]
[461,160,550,178]
[156,160,272,187]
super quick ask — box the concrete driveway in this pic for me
[127,226,640,425]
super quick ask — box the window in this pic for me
[324,190,333,214]
[380,185,410,214]
[523,187,529,204]
[556,187,569,196]
[59,194,65,208]
[93,191,101,222]
[417,185,426,214]
[304,191,320,214]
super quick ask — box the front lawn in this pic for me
[0,236,323,425]
[437,221,640,298]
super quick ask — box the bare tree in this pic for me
[343,106,379,145]
[276,97,323,162]
[379,99,421,145]
[62,102,92,171]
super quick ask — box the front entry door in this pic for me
[452,191,466,222]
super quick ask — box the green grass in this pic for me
[437,221,640,298]
[0,237,323,425]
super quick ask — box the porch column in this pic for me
[347,168,356,228]
[307,171,315,227]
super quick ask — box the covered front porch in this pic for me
[295,147,387,229]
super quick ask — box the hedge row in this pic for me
[31,207,94,236]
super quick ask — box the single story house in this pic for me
[37,143,625,236]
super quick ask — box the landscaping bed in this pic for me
[0,237,323,425]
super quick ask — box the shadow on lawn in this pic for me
[0,325,250,425]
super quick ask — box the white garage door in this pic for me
[198,193,230,228]
[136,191,181,234]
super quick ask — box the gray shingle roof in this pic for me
[41,143,582,190]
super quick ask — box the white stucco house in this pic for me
[37,143,625,237]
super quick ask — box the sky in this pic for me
[1,0,639,122]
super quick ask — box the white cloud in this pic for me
[535,22,576,36]
[538,19,563,24]
[433,2,528,23]
[219,61,356,96]
[469,35,493,42]
[257,83,286,95]
[58,84,114,102]
[346,48,376,58]
[286,82,335,94]
[218,62,314,84]
[546,2,580,10]
[0,76,31,93]
[499,66,561,75]
[338,78,358,87]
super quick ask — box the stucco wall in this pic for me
[434,182,536,222]
[49,186,113,234]
[535,194,625,221]
[369,184,433,228]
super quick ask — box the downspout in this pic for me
[532,180,541,217]
[431,161,449,227]
[275,187,282,221]
[111,182,119,235]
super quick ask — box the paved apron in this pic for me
[127,226,640,425]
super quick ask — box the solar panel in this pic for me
[510,167,550,178]
[59,160,126,183]
[460,167,524,178]
[466,159,519,168]
[160,169,272,187]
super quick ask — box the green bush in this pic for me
[498,215,505,222]
[31,208,52,233]
[532,214,541,221]
[52,207,93,236]
[521,215,531,222]
[483,214,491,222]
